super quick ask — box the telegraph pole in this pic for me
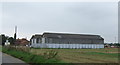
[14,26,17,45]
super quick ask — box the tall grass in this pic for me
[30,48,119,63]
[2,46,65,65]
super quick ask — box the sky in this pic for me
[0,2,118,43]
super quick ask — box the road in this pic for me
[1,52,29,65]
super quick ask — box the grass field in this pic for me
[2,46,64,64]
[30,48,119,63]
[0,45,2,51]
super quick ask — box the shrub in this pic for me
[2,46,61,64]
[43,50,58,59]
[3,45,31,53]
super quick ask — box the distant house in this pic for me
[30,32,104,48]
[5,40,10,45]
[15,38,29,46]
[104,43,120,48]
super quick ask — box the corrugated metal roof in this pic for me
[42,32,103,40]
[31,34,42,39]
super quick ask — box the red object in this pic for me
[15,38,29,46]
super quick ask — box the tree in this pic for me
[8,37,14,45]
[0,34,8,46]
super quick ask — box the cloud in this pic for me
[1,2,118,42]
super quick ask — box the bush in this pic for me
[43,50,58,59]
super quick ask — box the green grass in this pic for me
[2,47,66,65]
[2,46,119,64]
[0,45,2,51]
[30,48,119,63]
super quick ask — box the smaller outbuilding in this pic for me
[15,38,29,46]
[5,40,10,46]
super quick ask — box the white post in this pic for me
[31,39,33,44]
[42,38,45,43]
[34,39,36,44]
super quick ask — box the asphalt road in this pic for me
[1,52,29,65]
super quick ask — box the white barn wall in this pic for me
[34,39,36,44]
[31,43,104,49]
[31,39,33,44]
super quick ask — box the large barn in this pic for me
[30,32,104,48]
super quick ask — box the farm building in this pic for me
[15,38,29,46]
[30,32,104,48]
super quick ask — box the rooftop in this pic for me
[31,32,104,40]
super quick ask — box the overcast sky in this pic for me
[0,2,118,43]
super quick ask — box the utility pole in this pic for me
[14,26,17,45]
